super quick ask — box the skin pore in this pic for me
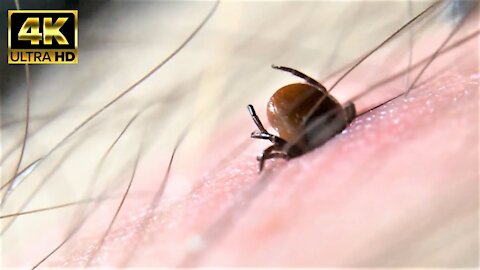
[1,0,478,267]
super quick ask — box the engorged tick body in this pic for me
[248,65,356,172]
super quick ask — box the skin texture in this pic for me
[49,49,478,267]
[1,1,478,267]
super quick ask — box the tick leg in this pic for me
[271,65,327,92]
[247,104,268,133]
[251,131,288,145]
[247,105,288,145]
[257,145,289,172]
[247,104,295,171]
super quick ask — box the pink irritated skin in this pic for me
[40,26,478,267]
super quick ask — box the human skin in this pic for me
[1,1,478,267]
[58,39,478,268]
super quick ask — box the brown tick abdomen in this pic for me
[267,83,348,149]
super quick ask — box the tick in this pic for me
[248,65,356,172]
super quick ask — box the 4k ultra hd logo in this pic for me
[8,10,78,64]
